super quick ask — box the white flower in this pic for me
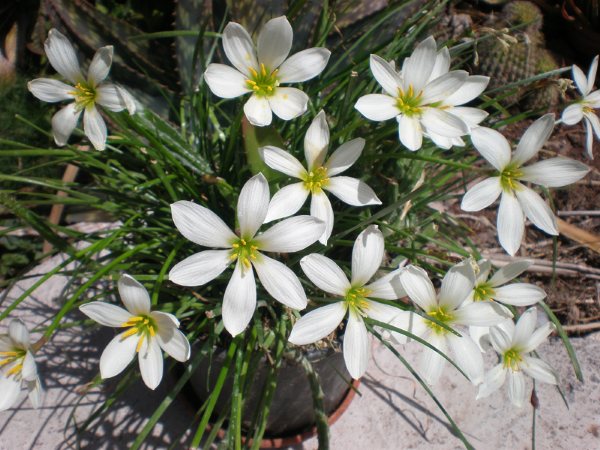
[355,36,489,151]
[477,308,558,408]
[204,16,330,127]
[260,110,381,244]
[398,261,509,385]
[28,29,136,150]
[0,319,43,411]
[169,173,325,336]
[79,274,191,390]
[562,55,600,158]
[461,114,590,256]
[288,225,407,379]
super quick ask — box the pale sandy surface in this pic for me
[1,246,599,450]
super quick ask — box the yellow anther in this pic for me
[261,63,267,76]
[232,243,240,248]
[246,80,257,86]
[0,351,19,357]
[121,327,139,339]
[249,67,258,78]
[242,257,251,268]
[136,334,145,353]
[0,359,13,367]
[7,363,23,377]
[149,327,156,337]
[240,239,247,245]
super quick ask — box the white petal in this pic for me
[96,84,135,113]
[222,22,258,76]
[254,253,307,309]
[428,47,450,81]
[304,110,330,170]
[572,63,588,95]
[489,323,513,353]
[476,259,493,284]
[460,177,502,211]
[83,106,107,151]
[397,115,423,151]
[222,261,256,336]
[44,29,83,84]
[171,200,236,248]
[204,63,251,99]
[561,103,584,125]
[365,300,411,343]
[587,56,599,94]
[88,46,113,86]
[0,336,12,351]
[343,311,370,379]
[515,186,558,235]
[21,351,38,381]
[27,378,43,409]
[447,333,484,385]
[586,111,600,139]
[168,250,232,286]
[300,254,350,296]
[325,138,365,176]
[507,370,527,408]
[269,87,308,121]
[453,302,511,326]
[99,332,138,379]
[138,338,163,390]
[512,114,555,166]
[257,215,324,253]
[587,90,600,107]
[403,36,437,92]
[494,283,546,306]
[471,126,511,171]
[364,269,406,300]
[450,106,488,128]
[351,225,384,286]
[421,108,468,138]
[288,302,347,345]
[118,274,151,315]
[585,118,594,159]
[497,193,524,256]
[0,376,21,411]
[489,260,531,286]
[445,75,489,106]
[237,173,269,238]
[522,356,558,385]
[51,103,81,147]
[28,78,74,102]
[257,16,292,69]
[260,146,305,178]
[310,190,334,245]
[521,322,554,353]
[476,364,507,400]
[8,319,30,348]
[521,157,589,188]
[244,94,273,126]
[153,317,191,363]
[355,94,399,121]
[277,48,331,83]
[325,176,381,206]
[422,71,468,104]
[438,260,475,310]
[419,332,447,385]
[264,182,308,222]
[398,265,437,311]
[513,308,537,348]
[469,325,490,352]
[370,54,402,96]
[79,302,132,327]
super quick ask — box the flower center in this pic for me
[396,85,423,117]
[230,238,260,269]
[583,105,594,114]
[120,315,157,353]
[499,164,524,192]
[302,166,330,194]
[473,282,495,302]
[425,306,454,335]
[69,82,97,110]
[0,348,27,378]
[502,347,523,371]
[345,286,371,313]
[246,63,279,97]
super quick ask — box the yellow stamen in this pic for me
[249,67,258,78]
[121,327,139,339]
[261,63,267,76]
[149,327,156,338]
[0,351,19,357]
[136,334,145,353]
[7,363,23,376]
[0,359,13,367]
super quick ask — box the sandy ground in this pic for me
[1,249,599,450]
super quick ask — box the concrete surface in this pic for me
[1,243,599,449]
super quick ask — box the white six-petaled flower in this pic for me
[0,319,43,411]
[477,308,558,408]
[562,55,600,158]
[398,261,509,385]
[169,173,325,337]
[355,36,489,151]
[79,274,191,390]
[461,114,590,256]
[28,29,136,150]
[204,16,330,127]
[288,225,407,379]
[260,110,381,244]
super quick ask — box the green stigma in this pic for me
[230,237,260,269]
[425,306,455,335]
[473,282,495,302]
[302,166,330,194]
[502,347,523,371]
[396,85,423,117]
[245,63,279,97]
[499,164,524,193]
